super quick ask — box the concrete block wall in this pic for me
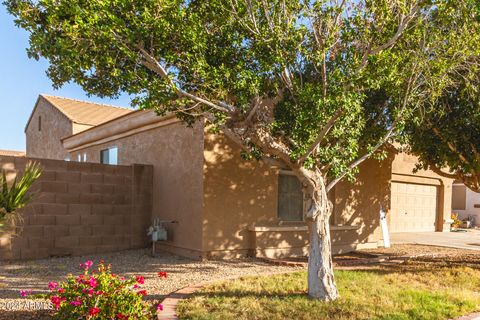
[0,156,153,260]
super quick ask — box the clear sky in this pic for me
[0,5,133,152]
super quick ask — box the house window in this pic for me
[64,156,71,162]
[77,154,81,162]
[277,172,304,221]
[100,147,118,165]
[83,153,87,162]
[38,116,42,131]
[452,184,467,210]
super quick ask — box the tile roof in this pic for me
[0,150,25,157]
[41,95,133,126]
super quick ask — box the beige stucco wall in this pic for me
[203,132,279,258]
[26,97,73,160]
[202,133,391,258]
[69,120,205,258]
[332,155,393,250]
[391,151,455,231]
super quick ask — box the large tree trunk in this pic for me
[304,173,339,301]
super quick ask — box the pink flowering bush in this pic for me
[47,260,159,319]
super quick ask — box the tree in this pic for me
[5,0,480,300]
[406,59,480,192]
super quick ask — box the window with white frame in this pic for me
[100,147,118,165]
[277,171,304,221]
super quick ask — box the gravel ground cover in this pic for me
[1,244,479,319]
[363,244,480,259]
[0,249,303,319]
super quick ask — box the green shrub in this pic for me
[0,161,42,231]
[48,260,160,319]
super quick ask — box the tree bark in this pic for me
[303,172,339,301]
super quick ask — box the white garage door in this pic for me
[390,182,438,232]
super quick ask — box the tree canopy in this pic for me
[407,61,480,191]
[5,0,480,300]
[5,0,479,189]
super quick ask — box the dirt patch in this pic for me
[362,244,480,258]
[0,249,302,319]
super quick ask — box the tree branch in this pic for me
[326,130,393,193]
[426,162,459,180]
[370,5,421,55]
[132,43,234,114]
[298,109,343,164]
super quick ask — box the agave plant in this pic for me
[0,162,42,232]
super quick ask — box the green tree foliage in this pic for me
[4,0,480,300]
[407,62,480,191]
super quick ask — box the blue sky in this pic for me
[0,6,133,152]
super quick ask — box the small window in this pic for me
[64,156,71,162]
[100,147,118,165]
[77,154,81,162]
[38,116,42,131]
[452,184,467,210]
[83,153,87,162]
[277,172,304,221]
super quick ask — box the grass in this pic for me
[177,261,480,320]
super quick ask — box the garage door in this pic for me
[390,182,438,232]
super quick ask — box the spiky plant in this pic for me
[0,162,42,232]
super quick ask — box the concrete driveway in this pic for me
[390,230,480,251]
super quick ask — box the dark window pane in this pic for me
[100,147,118,165]
[452,185,466,210]
[100,149,109,164]
[278,174,303,221]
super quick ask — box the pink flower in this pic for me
[88,277,97,288]
[88,307,101,316]
[117,313,129,320]
[135,276,145,284]
[50,296,65,310]
[58,288,65,293]
[70,300,82,307]
[76,275,85,283]
[157,304,164,311]
[80,260,93,270]
[48,282,58,291]
[133,284,139,289]
[95,290,104,295]
[20,290,28,297]
[157,272,168,278]
[137,290,147,296]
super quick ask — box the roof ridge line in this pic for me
[40,94,132,111]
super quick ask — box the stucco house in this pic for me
[24,94,456,259]
[452,182,480,225]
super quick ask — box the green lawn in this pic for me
[177,262,480,320]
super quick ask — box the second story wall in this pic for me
[25,97,72,160]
